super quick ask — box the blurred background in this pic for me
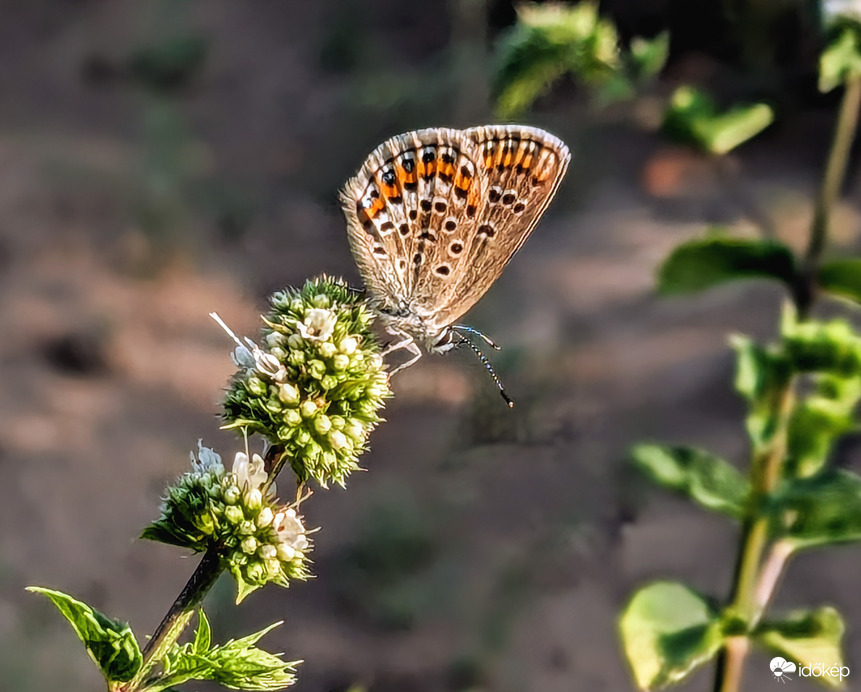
[2,1,860,690]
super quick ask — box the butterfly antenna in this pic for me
[454,325,501,350]
[457,337,514,408]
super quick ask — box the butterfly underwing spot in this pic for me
[419,147,436,179]
[513,201,526,214]
[501,191,517,206]
[418,230,438,242]
[435,264,451,277]
[448,240,464,256]
[379,220,395,235]
[399,223,410,236]
[488,186,502,204]
[477,224,495,238]
[373,244,387,256]
[444,218,458,232]
[433,199,447,214]
[413,253,423,265]
[420,199,432,212]
[466,203,477,217]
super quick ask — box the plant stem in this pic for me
[122,443,286,691]
[713,386,793,692]
[713,74,861,692]
[798,75,861,317]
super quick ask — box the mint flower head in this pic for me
[143,442,311,602]
[221,276,392,487]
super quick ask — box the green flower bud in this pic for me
[329,415,345,429]
[332,354,350,371]
[276,543,296,561]
[300,400,317,418]
[239,520,257,535]
[225,505,244,524]
[314,415,332,435]
[288,350,305,366]
[265,332,285,348]
[287,333,304,349]
[241,536,258,554]
[256,506,274,528]
[312,294,330,308]
[320,375,338,390]
[339,336,358,354]
[247,376,267,396]
[329,430,349,450]
[265,558,282,577]
[278,383,300,405]
[295,429,311,446]
[282,408,302,426]
[318,342,337,359]
[344,420,364,442]
[258,543,277,560]
[307,359,326,379]
[245,488,263,511]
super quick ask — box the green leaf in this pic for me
[820,26,861,93]
[730,336,793,451]
[776,470,861,545]
[26,587,142,683]
[493,2,623,117]
[619,581,723,690]
[662,86,774,155]
[754,607,848,688]
[153,612,300,692]
[772,470,861,549]
[818,258,861,306]
[786,396,859,478]
[630,32,669,82]
[698,103,775,156]
[230,564,263,605]
[631,444,749,518]
[657,235,796,296]
[781,316,861,378]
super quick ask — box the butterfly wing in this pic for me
[340,129,486,313]
[425,124,570,330]
[340,125,570,340]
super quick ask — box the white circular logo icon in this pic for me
[770,657,797,682]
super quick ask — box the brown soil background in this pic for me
[1,2,860,691]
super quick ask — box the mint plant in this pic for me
[29,277,392,691]
[495,3,861,691]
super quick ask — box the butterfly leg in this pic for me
[381,330,423,375]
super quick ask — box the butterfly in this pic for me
[340,125,570,406]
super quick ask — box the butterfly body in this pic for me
[341,125,570,376]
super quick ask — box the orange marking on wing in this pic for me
[396,163,417,187]
[440,161,455,179]
[483,143,494,169]
[503,144,514,168]
[455,172,472,192]
[364,197,386,218]
[467,186,482,210]
[513,143,527,168]
[493,143,505,169]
